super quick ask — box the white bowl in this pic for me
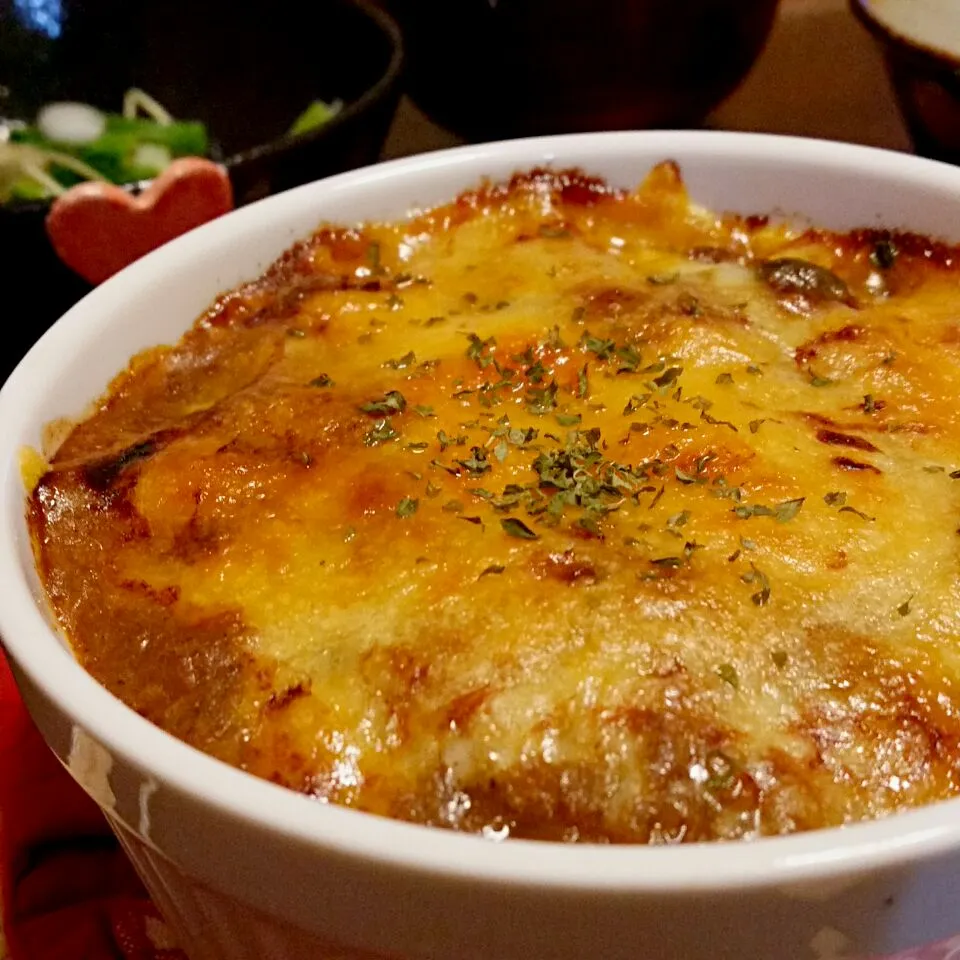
[4,131,960,960]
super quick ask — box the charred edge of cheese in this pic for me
[25,162,960,845]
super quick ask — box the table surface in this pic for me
[0,2,913,958]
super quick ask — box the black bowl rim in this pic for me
[223,0,404,171]
[2,0,404,217]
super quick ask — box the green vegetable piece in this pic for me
[289,100,341,137]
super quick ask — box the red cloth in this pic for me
[0,649,186,959]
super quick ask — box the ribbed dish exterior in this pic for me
[110,817,393,960]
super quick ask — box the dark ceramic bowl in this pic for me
[383,0,780,143]
[0,0,403,383]
[851,0,960,164]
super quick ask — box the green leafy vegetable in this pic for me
[6,99,208,202]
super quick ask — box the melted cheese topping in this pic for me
[29,163,960,843]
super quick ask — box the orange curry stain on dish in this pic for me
[26,164,960,842]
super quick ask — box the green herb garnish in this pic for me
[577,364,589,399]
[363,420,399,446]
[839,505,876,522]
[654,366,683,389]
[456,447,491,476]
[359,390,406,415]
[717,663,739,689]
[501,517,539,540]
[526,380,559,415]
[741,564,771,606]
[775,498,805,523]
[383,351,416,370]
[396,497,419,518]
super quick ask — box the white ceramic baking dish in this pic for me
[3,132,960,960]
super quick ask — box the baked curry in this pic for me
[27,163,960,843]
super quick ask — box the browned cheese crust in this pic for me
[27,163,960,843]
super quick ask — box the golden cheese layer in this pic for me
[28,163,960,843]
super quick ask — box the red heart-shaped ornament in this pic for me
[46,158,234,285]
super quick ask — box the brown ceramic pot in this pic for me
[385,0,781,141]
[851,0,960,165]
